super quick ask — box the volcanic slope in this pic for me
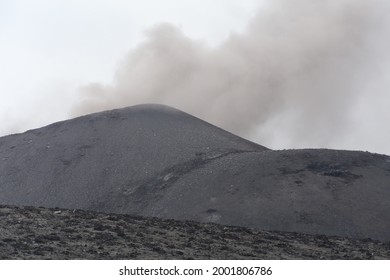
[1,104,390,242]
[0,104,265,211]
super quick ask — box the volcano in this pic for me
[1,104,389,242]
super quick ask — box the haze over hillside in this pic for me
[1,104,389,243]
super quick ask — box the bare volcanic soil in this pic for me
[1,205,389,260]
[1,104,390,259]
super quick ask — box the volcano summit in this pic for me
[1,104,389,242]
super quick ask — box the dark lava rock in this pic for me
[0,104,390,242]
[0,205,389,260]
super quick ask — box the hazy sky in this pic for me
[1,0,389,155]
[0,0,261,130]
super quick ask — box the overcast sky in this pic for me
[0,0,261,131]
[1,0,389,155]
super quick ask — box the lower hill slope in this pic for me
[1,205,389,260]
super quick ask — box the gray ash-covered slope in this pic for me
[0,104,265,209]
[151,149,390,242]
[1,104,390,242]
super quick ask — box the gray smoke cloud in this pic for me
[72,0,390,152]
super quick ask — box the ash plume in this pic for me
[72,0,390,152]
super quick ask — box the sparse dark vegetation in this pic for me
[0,205,389,260]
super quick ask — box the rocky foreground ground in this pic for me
[0,205,389,260]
